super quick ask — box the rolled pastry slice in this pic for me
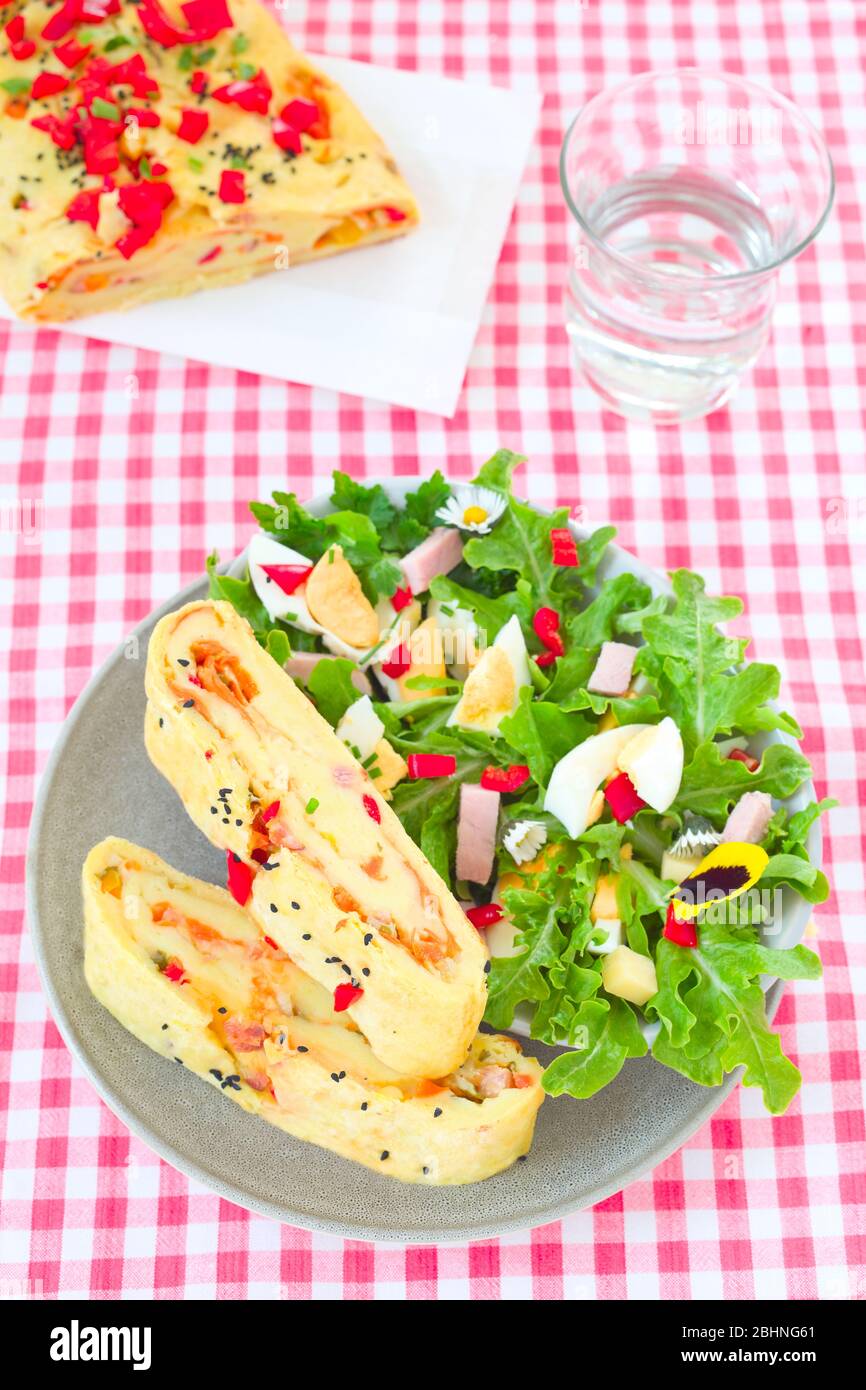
[83,840,543,1185]
[144,600,488,1079]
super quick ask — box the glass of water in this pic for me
[561,70,834,423]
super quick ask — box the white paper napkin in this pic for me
[0,57,541,416]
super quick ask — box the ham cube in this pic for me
[721,791,773,845]
[456,783,500,885]
[400,527,464,595]
[587,641,638,697]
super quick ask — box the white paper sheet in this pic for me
[0,56,541,416]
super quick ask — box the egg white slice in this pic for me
[544,724,651,839]
[447,615,531,734]
[616,715,684,813]
[335,695,385,762]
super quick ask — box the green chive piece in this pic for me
[305,797,319,815]
[92,97,120,120]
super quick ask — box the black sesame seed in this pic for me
[302,933,311,941]
[222,817,230,824]
[218,1007,227,1015]
[270,903,277,913]
[210,806,218,814]
[297,1045,308,1053]
[177,658,189,666]
[291,901,300,910]
[380,1150,389,1161]
[161,1023,168,1030]
[235,819,243,827]
[209,1069,222,1080]
[341,964,351,976]
[339,1071,346,1080]
[360,1102,368,1111]
[158,717,164,728]
[182,699,194,708]
[363,933,373,946]
[175,1057,183,1064]
[362,967,370,977]
[434,1108,442,1118]
[484,960,491,974]
[518,1155,527,1162]
[422,1167,429,1175]
[331,1072,339,1082]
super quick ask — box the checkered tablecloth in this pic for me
[1,0,864,1300]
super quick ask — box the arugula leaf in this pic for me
[575,525,617,588]
[206,551,276,636]
[673,740,812,820]
[250,492,330,557]
[542,997,648,1098]
[500,687,593,788]
[329,472,396,533]
[464,495,572,610]
[484,883,571,1030]
[566,573,651,649]
[657,659,800,753]
[403,470,451,529]
[427,575,512,642]
[642,569,748,674]
[306,657,361,728]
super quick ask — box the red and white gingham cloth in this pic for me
[1,0,864,1300]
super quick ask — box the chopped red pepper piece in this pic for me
[280,97,319,132]
[225,849,254,907]
[480,764,530,794]
[127,107,161,128]
[54,36,92,67]
[535,651,557,669]
[188,674,203,688]
[604,771,647,823]
[263,935,279,951]
[333,982,364,1013]
[84,138,120,177]
[107,53,159,98]
[380,644,411,679]
[9,37,36,59]
[390,584,413,612]
[259,562,312,595]
[80,0,121,19]
[406,753,456,780]
[218,169,246,204]
[33,112,78,149]
[136,0,233,48]
[163,957,187,983]
[115,177,175,257]
[532,606,565,655]
[663,902,698,948]
[198,245,222,265]
[66,188,102,230]
[465,902,504,929]
[550,527,579,567]
[41,0,83,42]
[212,73,272,115]
[382,205,407,222]
[362,793,381,823]
[261,800,280,824]
[271,117,302,153]
[32,72,70,99]
[205,749,214,760]
[727,748,759,773]
[177,107,209,143]
[190,69,208,95]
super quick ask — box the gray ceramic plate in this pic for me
[27,481,820,1243]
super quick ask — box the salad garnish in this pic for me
[206,450,834,1115]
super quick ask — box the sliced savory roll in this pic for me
[144,600,488,1079]
[83,840,542,1185]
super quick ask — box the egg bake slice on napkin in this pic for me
[83,839,543,1185]
[144,599,489,1081]
[0,0,418,322]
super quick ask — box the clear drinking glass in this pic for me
[561,70,834,423]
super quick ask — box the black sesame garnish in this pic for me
[434,1108,442,1118]
[422,1167,429,1175]
[182,699,194,708]
[330,1072,340,1082]
[161,1023,168,1030]
[175,1057,184,1064]
[360,1102,368,1111]
[297,1045,308,1053]
[221,1076,242,1091]
[363,933,373,946]
[341,964,352,976]
[302,933,311,941]
[177,658,189,667]
[158,717,164,728]
[210,806,218,814]
[380,1151,389,1161]
[235,819,243,827]
[222,817,230,824]
[209,1069,223,1080]
[291,901,300,911]
[218,1007,227,1015]
[270,903,277,913]
[484,960,491,974]
[518,1155,527,1162]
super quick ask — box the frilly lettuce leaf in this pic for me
[499,688,593,788]
[673,740,812,820]
[541,997,648,1098]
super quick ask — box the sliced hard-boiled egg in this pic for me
[305,545,379,649]
[427,597,482,680]
[615,715,684,813]
[544,724,651,839]
[448,615,531,734]
[335,695,384,763]
[375,615,448,703]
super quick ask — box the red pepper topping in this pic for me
[66,188,102,230]
[272,116,302,154]
[218,168,246,204]
[115,177,175,258]
[31,71,71,100]
[163,957,187,983]
[107,53,160,99]
[550,527,579,567]
[535,650,557,669]
[532,606,565,655]
[84,137,120,177]
[280,97,319,132]
[465,902,504,929]
[41,0,83,42]
[406,753,456,780]
[54,36,92,67]
[213,72,272,114]
[663,902,698,948]
[263,935,279,950]
[727,748,759,773]
[9,36,36,59]
[380,643,411,679]
[390,585,413,612]
[80,0,121,19]
[205,749,214,760]
[225,849,254,907]
[603,771,647,824]
[480,764,531,794]
[198,245,222,265]
[190,69,208,95]
[33,112,78,149]
[127,107,161,128]
[261,800,280,824]
[259,562,313,595]
[382,206,408,221]
[362,793,381,823]
[136,0,233,48]
[333,982,364,1013]
[177,107,209,143]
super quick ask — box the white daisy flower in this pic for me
[436,485,506,535]
[503,820,547,866]
[668,815,720,860]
